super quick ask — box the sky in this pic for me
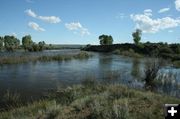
[0,0,180,44]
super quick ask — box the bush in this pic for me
[114,48,142,58]
[159,47,173,54]
[144,59,162,91]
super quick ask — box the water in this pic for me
[0,49,179,101]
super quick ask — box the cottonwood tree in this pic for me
[132,29,142,45]
[38,41,46,51]
[4,35,20,51]
[99,34,113,45]
[22,35,33,51]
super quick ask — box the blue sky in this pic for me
[0,0,180,44]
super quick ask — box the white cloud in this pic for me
[175,0,180,11]
[25,9,61,24]
[80,28,90,36]
[143,9,152,16]
[65,22,82,30]
[65,22,90,36]
[130,12,180,33]
[28,22,45,31]
[158,8,170,13]
[25,9,37,18]
[144,9,152,13]
[38,16,61,24]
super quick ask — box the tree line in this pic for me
[98,29,142,45]
[0,35,45,52]
[86,29,179,58]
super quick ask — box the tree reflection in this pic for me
[131,58,140,79]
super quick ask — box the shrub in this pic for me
[113,49,142,58]
[143,59,162,91]
[159,47,173,54]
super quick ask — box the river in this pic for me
[0,49,179,101]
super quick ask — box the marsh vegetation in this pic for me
[0,81,180,119]
[0,32,179,119]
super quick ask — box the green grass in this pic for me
[0,51,92,65]
[1,83,180,119]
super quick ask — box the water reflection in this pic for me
[98,54,113,71]
[0,49,179,102]
[131,58,141,79]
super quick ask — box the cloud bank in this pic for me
[130,10,180,33]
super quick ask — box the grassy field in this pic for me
[0,81,179,119]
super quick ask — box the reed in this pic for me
[0,52,92,65]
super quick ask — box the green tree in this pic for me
[38,41,46,51]
[99,34,113,45]
[132,29,142,45]
[32,43,40,52]
[4,35,20,51]
[0,36,4,50]
[22,35,33,51]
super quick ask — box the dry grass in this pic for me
[1,82,180,119]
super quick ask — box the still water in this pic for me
[0,49,179,100]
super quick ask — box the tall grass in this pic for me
[1,82,180,119]
[0,90,21,111]
[155,71,179,97]
[0,51,92,65]
[143,58,179,96]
